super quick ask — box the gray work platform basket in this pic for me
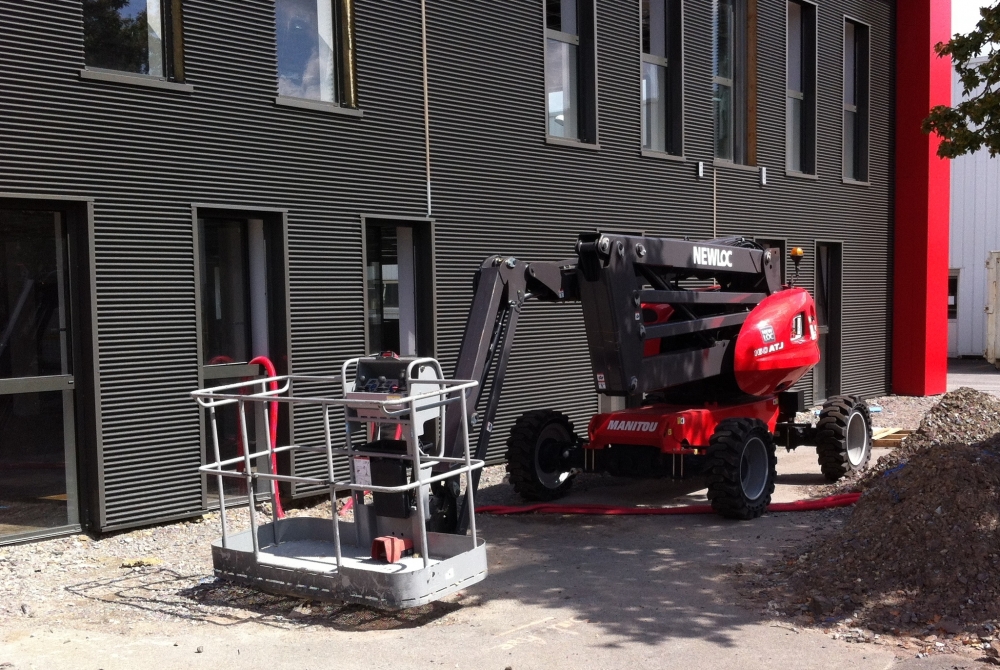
[192,357,487,609]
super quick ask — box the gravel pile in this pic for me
[853,387,1000,490]
[740,388,1000,660]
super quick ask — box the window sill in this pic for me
[842,177,871,187]
[785,170,819,181]
[713,159,759,174]
[545,136,600,150]
[275,96,363,116]
[79,68,194,92]
[641,150,685,163]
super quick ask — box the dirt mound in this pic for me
[851,387,1000,491]
[767,390,1000,637]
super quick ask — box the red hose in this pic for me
[248,356,284,519]
[476,492,861,516]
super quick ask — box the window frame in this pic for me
[273,0,359,111]
[80,0,187,87]
[842,16,871,184]
[712,0,757,167]
[785,0,817,176]
[639,0,685,158]
[543,0,599,147]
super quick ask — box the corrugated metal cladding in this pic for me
[427,0,895,462]
[0,0,429,529]
[1,0,894,530]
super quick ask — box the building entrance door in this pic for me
[813,242,842,401]
[0,209,79,543]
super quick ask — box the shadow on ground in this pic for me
[65,568,458,630]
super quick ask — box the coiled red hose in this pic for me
[248,356,284,519]
[476,492,860,516]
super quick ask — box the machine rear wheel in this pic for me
[816,395,873,481]
[506,410,577,501]
[705,418,777,520]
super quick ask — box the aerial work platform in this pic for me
[193,356,487,609]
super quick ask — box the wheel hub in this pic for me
[740,436,769,501]
[846,410,869,467]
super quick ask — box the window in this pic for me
[843,19,870,181]
[641,0,683,155]
[545,0,597,143]
[787,1,816,174]
[948,272,959,320]
[713,0,755,164]
[363,220,436,357]
[276,0,357,107]
[83,0,182,79]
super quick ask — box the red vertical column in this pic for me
[892,0,951,396]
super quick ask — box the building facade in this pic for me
[0,0,915,544]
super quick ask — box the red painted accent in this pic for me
[893,0,951,395]
[732,287,821,396]
[640,303,674,356]
[586,397,781,453]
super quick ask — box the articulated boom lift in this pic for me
[441,232,873,525]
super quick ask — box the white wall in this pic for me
[950,62,1000,356]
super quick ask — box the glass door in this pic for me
[813,242,842,401]
[0,209,78,542]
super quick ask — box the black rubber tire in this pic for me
[816,395,873,482]
[505,410,577,501]
[705,418,777,520]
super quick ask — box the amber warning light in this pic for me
[789,247,805,283]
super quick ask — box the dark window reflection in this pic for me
[276,0,338,102]
[366,225,400,355]
[83,0,164,76]
[0,391,69,536]
[199,220,251,365]
[0,211,70,380]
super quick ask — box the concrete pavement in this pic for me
[948,357,1000,397]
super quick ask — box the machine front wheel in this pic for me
[705,418,777,520]
[506,410,577,501]
[816,395,873,481]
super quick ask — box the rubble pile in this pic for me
[769,389,1000,641]
[855,387,1000,490]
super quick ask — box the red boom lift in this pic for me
[433,232,872,529]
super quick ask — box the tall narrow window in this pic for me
[787,1,816,174]
[843,19,870,181]
[713,0,755,164]
[546,0,597,143]
[641,0,683,155]
[83,0,182,79]
[276,0,357,107]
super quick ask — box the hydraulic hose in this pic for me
[248,356,285,519]
[476,492,860,516]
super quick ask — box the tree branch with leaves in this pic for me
[924,3,1000,158]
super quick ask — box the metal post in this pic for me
[209,406,229,548]
[323,403,343,569]
[238,398,261,559]
[459,391,477,546]
[409,396,430,568]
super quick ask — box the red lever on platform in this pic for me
[371,536,414,563]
